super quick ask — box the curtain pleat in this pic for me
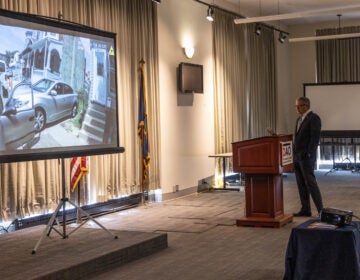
[316,26,360,83]
[247,25,276,138]
[213,10,247,154]
[0,0,160,222]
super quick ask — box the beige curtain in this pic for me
[247,24,277,138]
[213,11,276,180]
[0,0,160,222]
[316,26,360,83]
[213,10,247,154]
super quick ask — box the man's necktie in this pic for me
[297,117,302,132]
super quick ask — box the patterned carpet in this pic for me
[2,170,358,280]
[84,169,360,280]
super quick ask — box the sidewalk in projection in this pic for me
[22,118,87,150]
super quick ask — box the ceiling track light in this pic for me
[193,0,289,39]
[206,6,214,22]
[254,24,262,36]
[278,31,287,43]
[255,22,289,42]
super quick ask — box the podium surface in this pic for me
[232,135,293,228]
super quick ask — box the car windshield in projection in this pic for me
[0,10,122,163]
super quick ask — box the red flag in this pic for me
[70,157,88,192]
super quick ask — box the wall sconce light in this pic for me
[184,46,195,58]
[278,31,287,43]
[206,6,214,22]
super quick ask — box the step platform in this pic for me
[0,225,168,280]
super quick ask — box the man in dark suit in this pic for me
[293,96,323,217]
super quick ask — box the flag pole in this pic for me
[76,181,81,224]
[138,58,147,206]
[139,142,145,205]
[138,114,144,205]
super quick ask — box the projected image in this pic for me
[0,12,119,161]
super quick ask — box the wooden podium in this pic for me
[232,135,294,228]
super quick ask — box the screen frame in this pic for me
[0,9,124,163]
[304,82,360,132]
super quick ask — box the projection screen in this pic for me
[0,9,123,163]
[304,83,360,131]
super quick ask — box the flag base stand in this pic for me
[32,158,118,255]
[141,192,147,206]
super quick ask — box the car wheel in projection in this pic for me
[35,108,46,132]
[71,103,78,118]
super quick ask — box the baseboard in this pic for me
[162,186,198,201]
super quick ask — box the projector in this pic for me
[320,208,353,227]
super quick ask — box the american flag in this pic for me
[70,157,88,192]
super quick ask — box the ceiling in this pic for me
[220,0,360,25]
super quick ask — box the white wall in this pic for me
[157,0,215,194]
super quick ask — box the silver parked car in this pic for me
[0,82,36,150]
[0,79,78,150]
[32,79,78,131]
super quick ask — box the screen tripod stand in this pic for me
[32,158,118,254]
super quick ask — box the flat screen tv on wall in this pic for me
[0,9,123,163]
[178,62,203,93]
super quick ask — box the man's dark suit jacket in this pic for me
[293,111,321,162]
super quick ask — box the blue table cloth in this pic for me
[284,219,360,280]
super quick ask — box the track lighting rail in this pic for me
[192,0,289,41]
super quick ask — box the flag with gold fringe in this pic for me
[137,61,150,184]
[70,157,88,192]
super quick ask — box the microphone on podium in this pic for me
[266,127,277,136]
